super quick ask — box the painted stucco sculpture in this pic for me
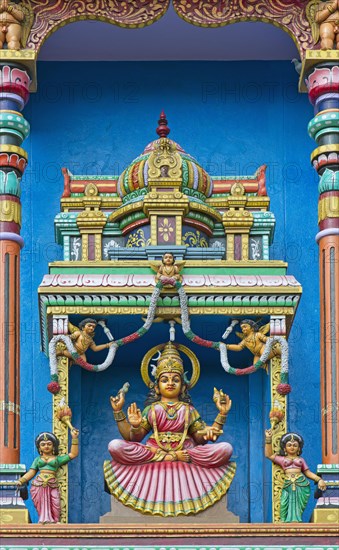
[104,342,235,516]
[265,430,327,522]
[17,428,79,524]
[36,113,302,523]
[0,0,33,50]
[307,0,339,49]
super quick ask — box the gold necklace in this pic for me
[160,401,182,419]
[151,403,189,452]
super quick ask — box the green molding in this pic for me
[0,464,26,473]
[2,545,333,550]
[308,110,339,139]
[317,463,339,472]
[122,188,148,204]
[0,170,21,197]
[39,293,299,309]
[211,174,259,181]
[318,168,339,194]
[120,211,147,230]
[186,211,214,230]
[251,211,276,244]
[183,187,207,202]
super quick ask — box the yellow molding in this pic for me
[318,196,339,222]
[61,197,122,211]
[108,201,144,222]
[0,509,29,525]
[189,201,222,221]
[0,200,21,224]
[0,49,37,92]
[0,144,28,159]
[299,49,339,93]
[311,144,339,162]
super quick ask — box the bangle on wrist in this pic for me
[215,413,227,425]
[113,410,126,422]
[71,440,79,445]
[130,425,141,432]
[265,438,272,443]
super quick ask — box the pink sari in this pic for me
[104,403,236,516]
[30,476,61,523]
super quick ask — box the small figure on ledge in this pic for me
[265,429,326,522]
[56,318,114,362]
[104,342,236,516]
[0,0,32,50]
[154,252,183,286]
[226,319,280,365]
[17,429,79,523]
[307,0,339,50]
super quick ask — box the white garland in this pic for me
[49,334,117,377]
[178,286,190,333]
[143,286,162,330]
[219,336,289,375]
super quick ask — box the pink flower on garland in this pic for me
[277,383,291,395]
[235,365,256,376]
[122,332,140,345]
[192,335,213,348]
[74,356,95,372]
[47,381,61,394]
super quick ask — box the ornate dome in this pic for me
[117,113,213,202]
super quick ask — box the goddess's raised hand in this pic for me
[128,402,142,428]
[110,392,125,412]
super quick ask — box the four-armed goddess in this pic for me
[104,342,236,516]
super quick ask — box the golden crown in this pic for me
[154,342,184,379]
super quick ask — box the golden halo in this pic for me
[140,343,200,389]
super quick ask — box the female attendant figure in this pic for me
[104,342,236,516]
[17,429,79,523]
[265,429,326,522]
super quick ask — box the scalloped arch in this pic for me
[24,0,313,57]
[172,0,313,58]
[25,0,170,53]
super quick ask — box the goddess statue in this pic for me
[104,342,236,516]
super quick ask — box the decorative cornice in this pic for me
[39,273,301,290]
[1,522,337,539]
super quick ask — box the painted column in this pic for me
[304,59,339,524]
[0,62,31,523]
[269,315,287,523]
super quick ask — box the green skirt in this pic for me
[280,473,310,522]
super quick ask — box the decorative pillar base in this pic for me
[311,464,339,524]
[0,464,30,524]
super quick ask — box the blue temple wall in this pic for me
[20,60,319,523]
